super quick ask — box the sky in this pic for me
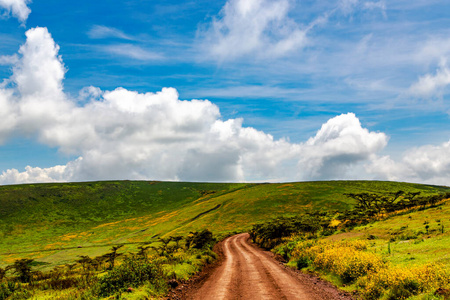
[0,0,449,185]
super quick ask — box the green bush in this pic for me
[250,214,329,249]
[9,259,34,283]
[296,257,309,269]
[98,257,163,297]
[185,229,215,249]
[387,278,420,300]
[0,282,29,300]
[0,282,15,300]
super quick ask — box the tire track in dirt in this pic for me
[188,233,353,300]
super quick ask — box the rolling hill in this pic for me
[1,180,449,269]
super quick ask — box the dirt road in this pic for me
[187,233,352,300]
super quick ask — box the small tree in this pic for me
[0,267,5,281]
[104,245,124,270]
[155,237,174,256]
[171,236,183,249]
[76,255,93,272]
[136,246,150,260]
[10,259,34,283]
[185,229,215,249]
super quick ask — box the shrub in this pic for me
[273,239,298,260]
[9,259,34,283]
[98,257,163,297]
[0,282,16,300]
[359,264,450,300]
[360,267,418,300]
[290,240,383,284]
[314,246,383,283]
[415,263,450,291]
[296,257,310,269]
[185,229,215,249]
[250,214,330,249]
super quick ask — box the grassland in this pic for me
[335,201,450,269]
[262,193,450,299]
[1,180,448,271]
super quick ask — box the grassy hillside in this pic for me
[329,199,450,270]
[264,196,450,299]
[1,180,449,269]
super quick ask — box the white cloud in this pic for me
[364,1,386,18]
[13,27,66,98]
[338,0,387,17]
[367,140,450,186]
[88,25,134,40]
[409,62,450,98]
[0,26,448,186]
[338,0,358,15]
[299,113,388,179]
[0,160,80,185]
[0,27,388,184]
[415,38,450,65]
[104,44,163,61]
[88,26,162,61]
[199,0,309,61]
[11,27,73,137]
[0,54,18,65]
[0,0,31,23]
[0,88,18,143]
[78,86,103,102]
[0,110,386,184]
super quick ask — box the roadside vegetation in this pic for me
[0,229,216,299]
[251,191,450,299]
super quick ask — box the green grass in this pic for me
[329,200,450,269]
[264,197,450,299]
[1,180,449,269]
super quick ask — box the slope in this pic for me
[0,180,448,269]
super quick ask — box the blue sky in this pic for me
[0,0,449,185]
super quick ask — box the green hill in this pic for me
[1,180,449,269]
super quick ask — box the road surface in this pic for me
[187,233,352,300]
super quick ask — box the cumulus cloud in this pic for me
[0,0,31,23]
[367,140,450,186]
[409,62,450,99]
[11,27,73,138]
[300,113,388,179]
[0,27,390,184]
[199,0,309,61]
[0,162,74,185]
[13,27,66,98]
[0,54,18,65]
[0,88,18,143]
[0,25,447,186]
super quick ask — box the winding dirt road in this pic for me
[187,233,352,300]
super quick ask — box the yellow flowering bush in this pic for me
[415,263,450,291]
[313,245,384,283]
[291,240,381,283]
[288,238,450,299]
[359,266,418,299]
[359,264,450,300]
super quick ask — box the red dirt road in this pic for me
[187,233,353,300]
